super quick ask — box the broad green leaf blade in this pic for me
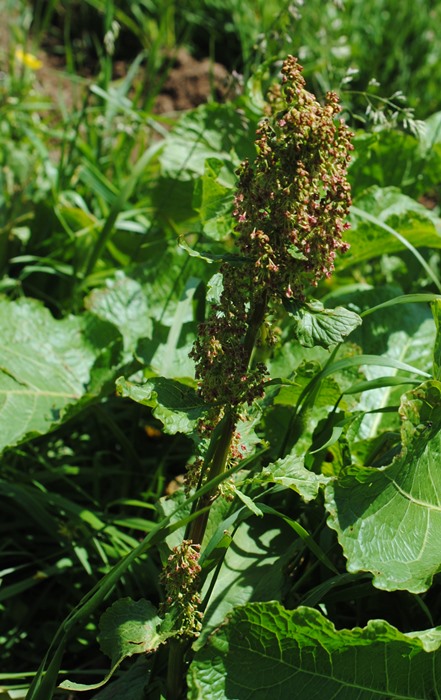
[0,297,123,453]
[60,598,162,691]
[159,103,256,183]
[116,376,206,434]
[198,518,298,649]
[325,380,441,593]
[188,602,441,700]
[100,598,162,663]
[193,159,234,240]
[283,299,362,348]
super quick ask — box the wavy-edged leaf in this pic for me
[325,380,441,593]
[188,601,441,699]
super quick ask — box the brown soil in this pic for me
[152,48,230,113]
[0,5,230,116]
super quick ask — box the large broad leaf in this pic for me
[349,130,426,197]
[197,516,298,649]
[188,601,441,699]
[325,380,441,593]
[0,297,123,453]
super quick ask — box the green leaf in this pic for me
[339,186,441,269]
[85,273,153,355]
[197,518,298,649]
[283,299,362,348]
[0,297,123,453]
[193,158,234,240]
[90,657,151,700]
[159,103,256,183]
[258,454,331,502]
[325,380,441,593]
[188,601,441,699]
[99,598,162,662]
[59,598,162,691]
[116,376,205,434]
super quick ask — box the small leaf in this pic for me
[116,376,206,434]
[60,598,162,691]
[188,602,441,699]
[259,454,331,502]
[283,299,362,348]
[99,598,163,663]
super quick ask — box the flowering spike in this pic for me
[191,56,353,412]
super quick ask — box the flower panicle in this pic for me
[191,54,353,410]
[160,540,203,638]
[233,54,353,300]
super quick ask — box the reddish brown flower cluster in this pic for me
[234,55,353,299]
[190,265,267,408]
[160,540,203,638]
[191,54,353,411]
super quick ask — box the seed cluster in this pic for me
[160,540,203,638]
[233,55,353,299]
[191,55,353,411]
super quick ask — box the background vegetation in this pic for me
[1,1,441,698]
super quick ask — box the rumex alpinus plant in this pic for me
[163,54,353,696]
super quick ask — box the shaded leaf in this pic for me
[432,299,441,381]
[188,601,441,699]
[85,273,153,355]
[325,380,441,593]
[197,518,297,649]
[116,376,205,434]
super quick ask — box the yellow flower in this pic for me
[15,47,43,71]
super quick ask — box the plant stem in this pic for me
[189,288,268,546]
[166,290,269,697]
[166,639,190,700]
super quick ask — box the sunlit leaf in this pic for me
[326,380,441,592]
[189,602,441,699]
